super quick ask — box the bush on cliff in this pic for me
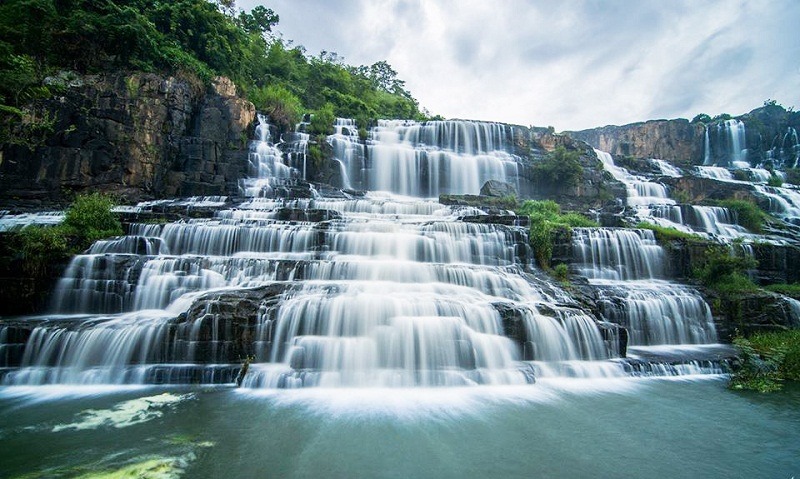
[635,222,702,242]
[62,192,124,244]
[249,84,303,133]
[517,200,597,269]
[764,283,800,298]
[693,245,758,294]
[17,225,70,276]
[532,146,584,188]
[731,329,800,392]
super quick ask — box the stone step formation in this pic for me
[14,115,800,389]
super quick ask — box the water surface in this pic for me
[2,378,798,478]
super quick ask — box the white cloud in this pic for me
[240,0,800,130]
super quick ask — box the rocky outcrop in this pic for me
[566,119,705,167]
[0,72,255,206]
[661,176,759,204]
[709,290,800,341]
[525,131,627,211]
[565,105,800,170]
[738,105,800,168]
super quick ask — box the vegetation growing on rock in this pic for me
[694,245,759,294]
[0,0,425,145]
[517,199,597,268]
[731,330,800,392]
[15,193,122,275]
[710,199,770,234]
[634,222,703,242]
[532,146,584,188]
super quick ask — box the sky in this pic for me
[239,0,800,131]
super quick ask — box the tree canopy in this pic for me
[0,0,426,134]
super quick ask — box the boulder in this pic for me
[480,180,517,197]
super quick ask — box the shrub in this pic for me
[552,263,569,283]
[63,193,123,245]
[765,283,800,298]
[309,103,335,136]
[18,226,70,276]
[249,84,303,133]
[731,330,800,392]
[693,245,758,293]
[517,200,597,268]
[767,175,784,187]
[691,113,712,124]
[532,146,584,188]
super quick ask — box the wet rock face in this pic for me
[711,291,800,341]
[566,119,705,167]
[0,73,255,205]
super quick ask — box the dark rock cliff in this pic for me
[0,72,255,206]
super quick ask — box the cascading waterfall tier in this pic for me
[335,119,523,197]
[597,149,746,240]
[0,118,731,388]
[570,227,719,350]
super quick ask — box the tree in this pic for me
[238,6,278,35]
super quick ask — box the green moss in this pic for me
[731,329,800,392]
[635,222,703,242]
[765,283,800,298]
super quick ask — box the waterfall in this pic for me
[327,118,364,190]
[571,228,665,281]
[595,150,674,208]
[706,119,748,167]
[0,211,65,232]
[363,120,521,197]
[239,114,298,197]
[1,116,729,388]
[695,166,734,181]
[595,283,717,345]
[650,159,682,177]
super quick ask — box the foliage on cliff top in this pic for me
[0,0,424,135]
[731,329,800,392]
[764,283,800,299]
[517,200,597,269]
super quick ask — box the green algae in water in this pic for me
[52,393,194,432]
[72,454,194,479]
